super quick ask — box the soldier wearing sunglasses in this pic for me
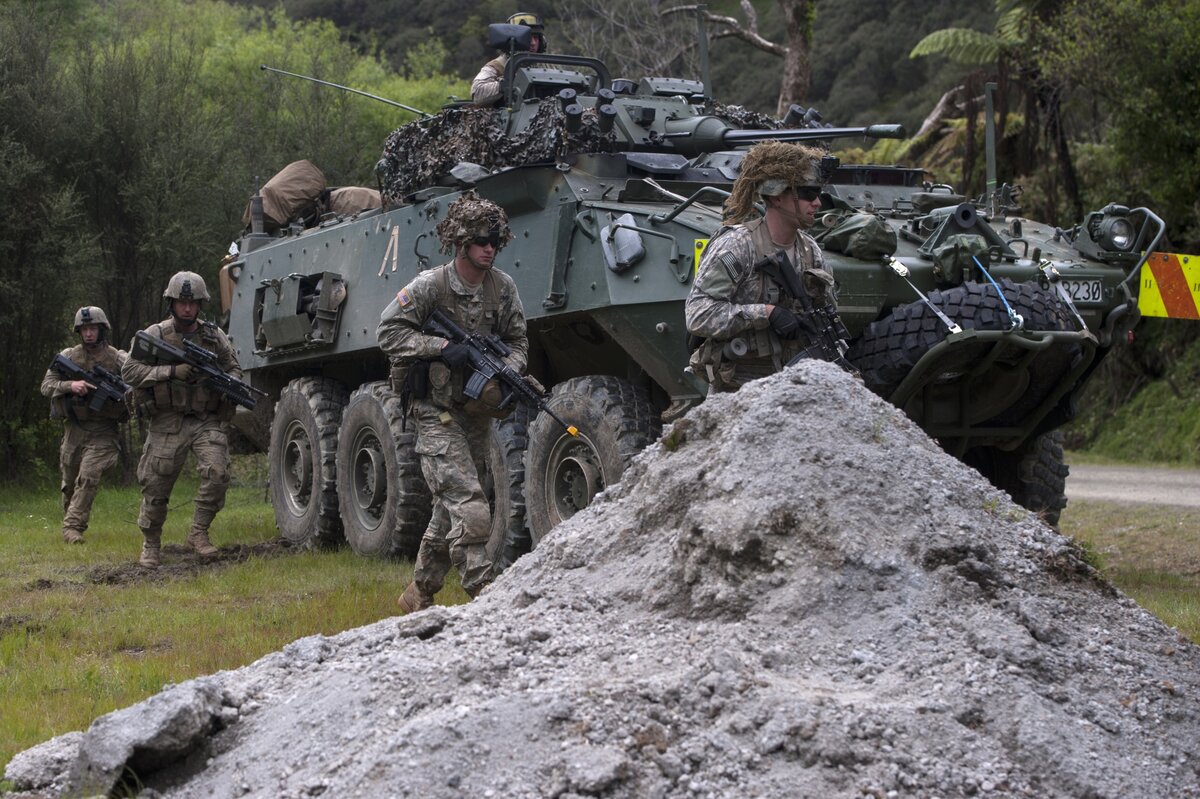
[685,141,842,392]
[377,191,528,613]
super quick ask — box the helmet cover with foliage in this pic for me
[435,191,514,255]
[163,271,211,302]
[73,306,111,332]
[724,142,829,225]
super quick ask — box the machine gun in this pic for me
[132,331,267,410]
[423,309,579,437]
[753,251,859,374]
[50,354,132,412]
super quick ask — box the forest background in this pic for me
[1,0,1197,478]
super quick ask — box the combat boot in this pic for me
[139,529,161,568]
[186,527,219,557]
[62,528,84,544]
[397,582,434,614]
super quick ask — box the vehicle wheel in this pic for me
[486,404,533,573]
[269,377,349,549]
[335,382,429,558]
[964,431,1070,526]
[848,278,1083,426]
[525,376,661,545]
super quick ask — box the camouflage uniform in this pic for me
[686,219,835,390]
[40,323,129,543]
[471,54,507,106]
[123,284,241,566]
[686,140,839,392]
[378,262,528,600]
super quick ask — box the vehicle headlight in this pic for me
[1097,215,1135,251]
[1074,203,1141,262]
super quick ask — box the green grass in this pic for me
[1058,497,1200,643]
[0,457,465,774]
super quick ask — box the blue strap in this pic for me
[972,255,1024,330]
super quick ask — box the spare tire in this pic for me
[848,278,1084,428]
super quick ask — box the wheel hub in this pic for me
[549,438,603,522]
[350,431,387,529]
[281,421,313,513]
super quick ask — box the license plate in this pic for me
[1061,278,1104,305]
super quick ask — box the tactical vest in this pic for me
[140,319,231,418]
[53,344,128,424]
[426,264,508,412]
[691,218,835,390]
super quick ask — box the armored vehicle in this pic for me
[223,32,1164,565]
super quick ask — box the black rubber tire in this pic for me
[848,278,1083,426]
[964,431,1070,526]
[269,377,349,549]
[525,376,661,545]
[335,382,429,558]
[485,404,533,573]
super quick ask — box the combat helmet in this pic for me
[73,306,111,332]
[507,11,547,51]
[435,191,514,255]
[724,142,836,224]
[163,271,211,302]
[507,11,544,30]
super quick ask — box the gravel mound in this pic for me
[7,362,1199,798]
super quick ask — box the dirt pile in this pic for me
[7,362,1199,798]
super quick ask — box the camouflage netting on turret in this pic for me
[376,100,615,206]
[698,101,782,131]
[376,98,795,206]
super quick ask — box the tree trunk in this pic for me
[775,0,813,116]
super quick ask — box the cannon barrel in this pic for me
[661,117,905,157]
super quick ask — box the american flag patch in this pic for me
[397,289,413,306]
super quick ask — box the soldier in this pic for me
[122,271,241,567]
[685,141,846,392]
[377,191,528,612]
[471,11,548,106]
[40,307,129,544]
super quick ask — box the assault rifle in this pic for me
[50,354,132,412]
[132,331,266,410]
[755,251,860,374]
[423,309,579,437]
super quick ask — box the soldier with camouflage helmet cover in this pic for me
[685,141,846,391]
[40,306,129,544]
[377,191,528,612]
[122,271,243,567]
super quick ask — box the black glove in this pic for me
[440,342,472,368]
[768,306,802,339]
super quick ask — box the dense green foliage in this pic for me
[0,0,465,476]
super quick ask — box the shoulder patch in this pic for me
[397,288,413,307]
[718,252,743,283]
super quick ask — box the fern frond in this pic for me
[910,28,1003,65]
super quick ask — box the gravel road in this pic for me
[1067,464,1200,508]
